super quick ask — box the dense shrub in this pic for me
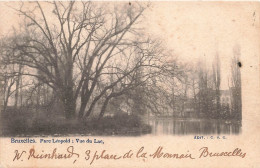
[89,113,142,131]
[1,108,151,136]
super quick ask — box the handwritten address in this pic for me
[13,146,246,165]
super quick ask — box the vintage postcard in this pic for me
[0,1,259,168]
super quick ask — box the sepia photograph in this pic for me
[0,1,243,137]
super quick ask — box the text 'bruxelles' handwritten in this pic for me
[12,146,246,165]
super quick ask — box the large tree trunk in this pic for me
[63,81,76,119]
[78,99,87,119]
[63,55,76,119]
[84,98,99,119]
[3,97,8,113]
[14,64,22,108]
[63,96,76,119]
[20,76,23,107]
[78,83,92,119]
[14,78,19,108]
[3,84,12,113]
[98,97,110,120]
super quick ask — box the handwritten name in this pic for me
[13,146,79,163]
[12,146,246,165]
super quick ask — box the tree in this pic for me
[0,41,21,112]
[212,51,221,117]
[1,2,169,121]
[0,64,16,112]
[14,64,23,108]
[230,45,242,119]
[189,65,199,114]
[197,59,215,118]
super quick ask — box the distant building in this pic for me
[183,98,196,117]
[220,90,231,108]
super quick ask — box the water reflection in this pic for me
[148,118,241,135]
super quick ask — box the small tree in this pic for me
[230,45,242,120]
[212,51,221,117]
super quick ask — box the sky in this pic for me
[143,2,259,89]
[0,2,259,90]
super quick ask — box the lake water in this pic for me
[146,118,241,135]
